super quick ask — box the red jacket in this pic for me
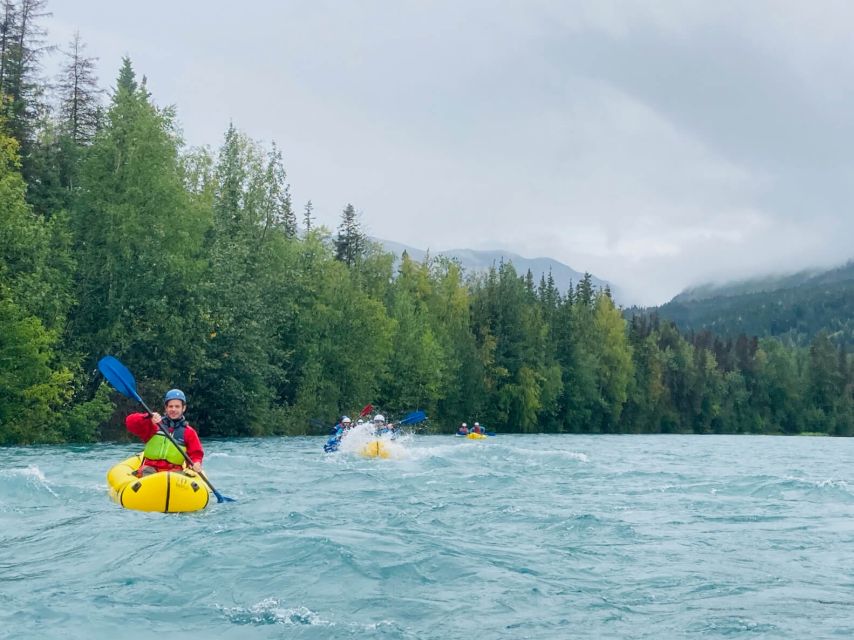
[125,412,204,471]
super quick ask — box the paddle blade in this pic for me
[98,355,143,403]
[359,404,374,418]
[399,410,426,426]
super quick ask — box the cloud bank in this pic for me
[48,1,854,304]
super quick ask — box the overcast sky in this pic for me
[46,1,854,305]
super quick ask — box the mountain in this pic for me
[376,238,617,301]
[670,268,829,303]
[646,261,854,345]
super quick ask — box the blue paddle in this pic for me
[398,410,427,426]
[97,355,235,503]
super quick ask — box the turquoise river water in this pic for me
[2,433,854,639]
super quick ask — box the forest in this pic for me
[648,262,854,347]
[1,0,852,444]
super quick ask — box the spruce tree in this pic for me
[0,0,51,178]
[25,32,102,216]
[264,142,296,237]
[334,202,365,267]
[57,31,101,146]
[193,124,285,435]
[302,199,313,233]
[71,58,205,379]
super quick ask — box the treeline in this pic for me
[1,3,852,444]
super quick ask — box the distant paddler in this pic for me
[373,413,399,437]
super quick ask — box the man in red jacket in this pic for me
[125,388,204,476]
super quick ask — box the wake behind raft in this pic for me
[107,453,211,513]
[324,427,394,459]
[324,410,427,457]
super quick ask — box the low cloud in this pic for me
[48,1,854,305]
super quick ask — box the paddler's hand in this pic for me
[150,412,163,426]
[191,462,202,472]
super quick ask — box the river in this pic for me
[2,433,853,639]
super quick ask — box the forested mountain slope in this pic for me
[646,262,854,345]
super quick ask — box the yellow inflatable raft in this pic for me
[360,440,391,459]
[466,432,487,439]
[107,453,210,513]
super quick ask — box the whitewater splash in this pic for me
[0,464,60,500]
[331,423,412,459]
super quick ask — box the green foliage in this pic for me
[380,255,448,414]
[0,119,112,445]
[71,58,207,378]
[262,229,393,430]
[189,125,287,435]
[590,294,633,431]
[0,127,73,327]
[0,296,69,444]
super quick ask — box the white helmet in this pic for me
[461,422,467,427]
[357,419,365,424]
[342,416,352,424]
[474,422,479,426]
[373,414,386,423]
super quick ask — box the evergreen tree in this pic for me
[27,33,101,217]
[622,323,671,433]
[0,0,51,177]
[302,199,313,233]
[428,256,485,430]
[657,321,697,433]
[804,331,844,433]
[57,31,101,146]
[691,346,723,433]
[575,272,595,307]
[719,369,752,433]
[759,339,802,434]
[71,58,206,381]
[264,142,296,237]
[380,254,448,414]
[469,260,553,431]
[0,123,70,327]
[193,124,282,436]
[334,202,365,267]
